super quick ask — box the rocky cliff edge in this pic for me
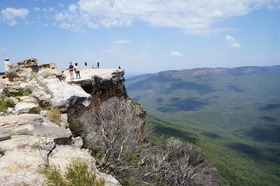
[0,59,145,185]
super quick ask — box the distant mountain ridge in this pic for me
[153,65,280,77]
[126,64,280,128]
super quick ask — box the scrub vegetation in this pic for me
[43,159,105,186]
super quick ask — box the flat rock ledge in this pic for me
[63,68,125,86]
[0,114,120,186]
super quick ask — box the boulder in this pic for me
[14,102,38,114]
[17,58,38,67]
[29,76,91,112]
[9,59,65,82]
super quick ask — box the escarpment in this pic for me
[0,59,145,185]
[65,69,146,146]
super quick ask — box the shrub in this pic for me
[43,159,105,186]
[28,107,41,114]
[69,120,84,137]
[6,88,32,97]
[0,98,15,112]
[46,107,61,126]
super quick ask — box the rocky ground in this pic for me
[0,60,121,185]
[0,76,8,89]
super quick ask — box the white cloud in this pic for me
[170,51,182,57]
[69,4,77,12]
[1,7,29,26]
[52,0,279,34]
[114,40,131,44]
[225,35,241,48]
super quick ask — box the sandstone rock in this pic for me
[0,114,71,140]
[17,58,38,67]
[0,135,52,185]
[29,76,92,112]
[0,114,120,185]
[14,102,38,114]
[60,113,68,128]
[72,136,83,147]
[9,66,34,81]
[48,145,120,185]
[64,68,125,83]
[9,59,64,82]
[37,63,65,80]
[6,107,13,113]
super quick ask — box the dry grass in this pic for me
[46,107,61,126]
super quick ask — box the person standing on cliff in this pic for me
[74,62,81,79]
[97,62,99,69]
[4,57,13,78]
[69,62,74,80]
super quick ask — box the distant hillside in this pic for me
[126,65,280,185]
[126,65,280,128]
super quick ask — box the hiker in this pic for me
[97,62,99,68]
[4,57,13,77]
[69,62,74,80]
[85,61,87,68]
[74,62,81,79]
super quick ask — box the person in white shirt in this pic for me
[74,62,81,79]
[4,57,12,76]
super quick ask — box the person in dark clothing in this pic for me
[69,62,74,80]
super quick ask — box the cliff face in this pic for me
[0,59,145,185]
[65,69,146,145]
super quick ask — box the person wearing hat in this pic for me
[4,57,12,76]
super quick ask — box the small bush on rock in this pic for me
[69,120,84,137]
[43,159,104,186]
[6,88,32,97]
[28,107,41,114]
[0,98,15,112]
[46,107,61,126]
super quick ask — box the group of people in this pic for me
[68,62,80,80]
[68,61,101,80]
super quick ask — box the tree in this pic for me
[87,97,145,174]
[140,138,219,185]
[73,96,219,185]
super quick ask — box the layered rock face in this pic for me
[0,59,145,185]
[65,69,146,145]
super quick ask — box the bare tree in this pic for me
[87,97,145,174]
[140,138,220,186]
[71,96,219,185]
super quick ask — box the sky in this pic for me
[0,0,280,75]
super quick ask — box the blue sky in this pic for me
[1,0,280,74]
